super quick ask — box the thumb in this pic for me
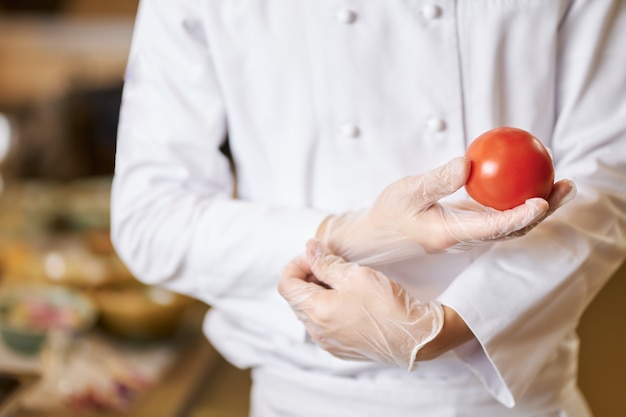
[306,240,353,289]
[405,157,469,205]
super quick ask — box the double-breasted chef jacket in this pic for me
[111,1,626,415]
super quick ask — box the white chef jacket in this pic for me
[111,0,626,415]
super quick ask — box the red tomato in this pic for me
[464,127,554,211]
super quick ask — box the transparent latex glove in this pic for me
[319,157,576,265]
[278,240,444,371]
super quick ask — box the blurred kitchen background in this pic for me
[0,1,623,416]
[0,1,250,416]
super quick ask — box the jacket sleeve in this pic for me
[437,0,626,407]
[110,0,326,317]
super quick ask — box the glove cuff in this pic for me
[407,301,445,371]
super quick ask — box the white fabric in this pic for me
[111,0,626,414]
[249,365,590,417]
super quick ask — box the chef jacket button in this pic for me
[340,123,360,138]
[427,117,447,132]
[421,4,443,19]
[336,9,358,24]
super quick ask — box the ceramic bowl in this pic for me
[0,284,96,355]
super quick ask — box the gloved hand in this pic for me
[278,240,444,371]
[318,157,576,265]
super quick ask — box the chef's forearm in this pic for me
[415,305,474,362]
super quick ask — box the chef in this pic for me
[111,1,626,416]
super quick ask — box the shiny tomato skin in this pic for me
[464,127,554,211]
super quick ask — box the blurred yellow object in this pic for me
[0,178,195,346]
[93,284,194,342]
[0,234,135,289]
